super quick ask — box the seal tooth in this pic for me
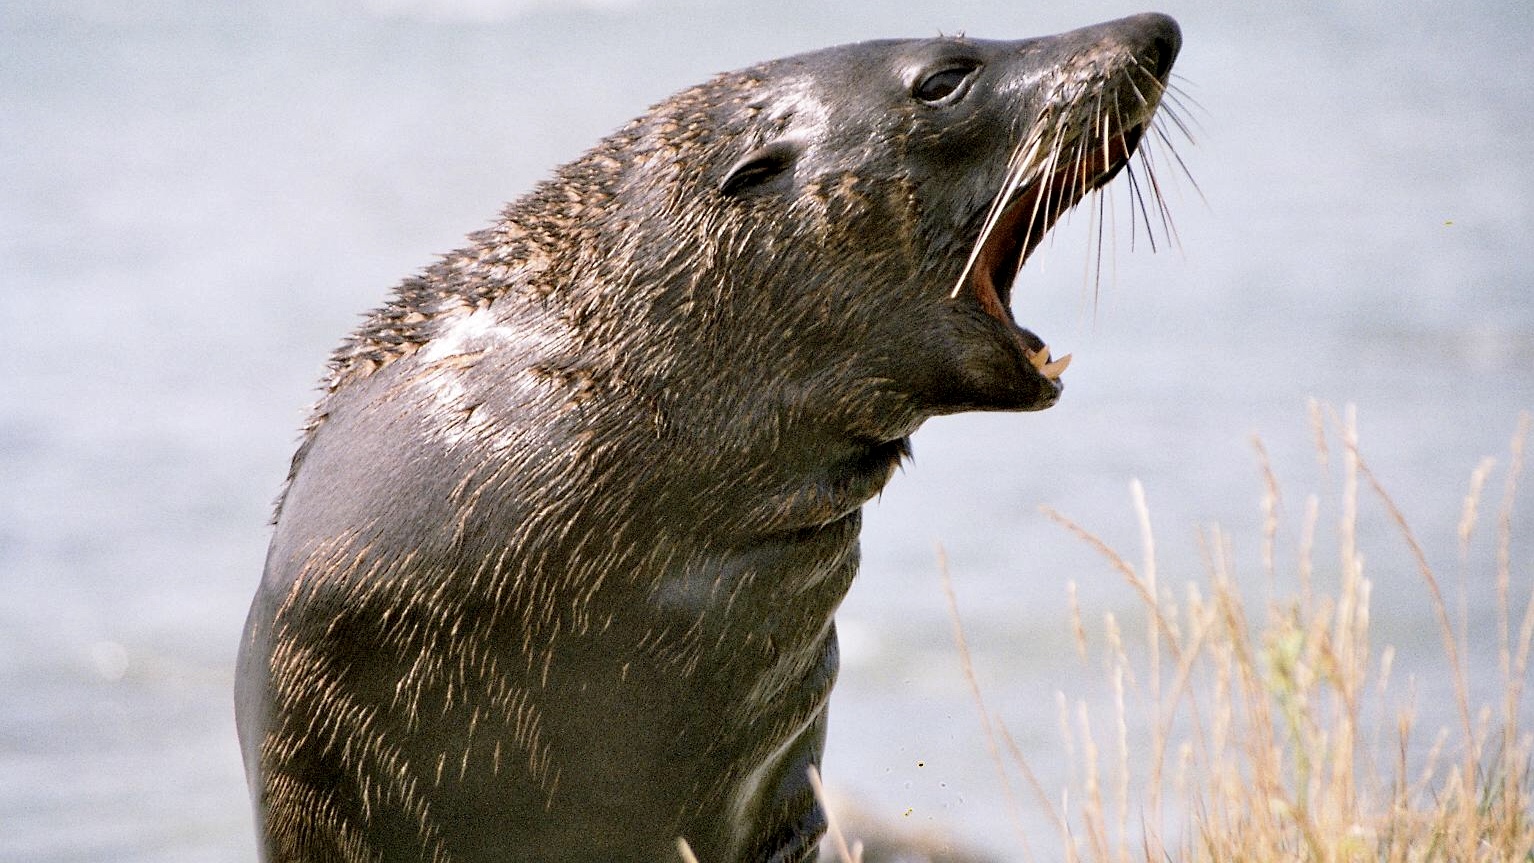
[1040,353,1072,380]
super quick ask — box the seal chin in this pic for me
[961,121,1150,401]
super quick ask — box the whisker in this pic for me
[1143,109,1205,222]
[1105,178,1119,290]
[947,60,1196,309]
[1073,98,1110,298]
[1166,74,1207,111]
[1093,176,1109,306]
[1128,64,1154,102]
[1151,122,1202,193]
[1139,146,1180,252]
[1125,163,1159,254]
[1107,99,1143,253]
[1156,99,1200,145]
[1032,121,1071,252]
[1091,98,1113,304]
[1061,128,1089,243]
[949,124,1046,298]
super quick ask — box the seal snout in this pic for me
[1086,13,1181,75]
[942,11,1184,410]
[1116,13,1182,79]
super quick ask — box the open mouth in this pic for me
[963,122,1149,381]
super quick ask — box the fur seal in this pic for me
[237,13,1183,863]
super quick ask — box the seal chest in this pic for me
[237,13,1184,863]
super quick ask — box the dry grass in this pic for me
[934,403,1534,863]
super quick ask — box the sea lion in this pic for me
[237,13,1183,863]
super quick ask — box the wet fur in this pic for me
[238,15,1182,863]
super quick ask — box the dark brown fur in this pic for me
[238,15,1181,863]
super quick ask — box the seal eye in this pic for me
[913,63,979,103]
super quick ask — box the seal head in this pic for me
[237,13,1183,863]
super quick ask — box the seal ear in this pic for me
[719,139,802,195]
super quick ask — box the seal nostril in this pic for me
[1139,14,1182,80]
[1149,33,1178,80]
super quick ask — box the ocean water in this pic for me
[2,0,1530,860]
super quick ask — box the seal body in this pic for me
[237,14,1181,863]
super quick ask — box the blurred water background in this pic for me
[3,0,1531,859]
